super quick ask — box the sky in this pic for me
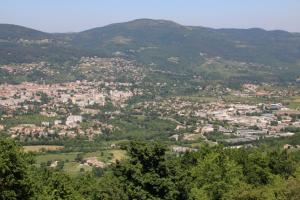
[1,0,299,33]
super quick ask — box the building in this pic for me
[54,120,62,125]
[236,129,267,137]
[172,146,198,153]
[66,115,83,126]
[201,124,214,134]
[223,137,259,145]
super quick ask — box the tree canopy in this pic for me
[0,138,300,200]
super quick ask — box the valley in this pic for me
[1,56,300,174]
[1,17,300,199]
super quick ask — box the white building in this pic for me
[54,120,62,125]
[201,124,214,134]
[66,115,83,126]
[0,125,4,131]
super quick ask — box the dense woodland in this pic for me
[1,138,300,200]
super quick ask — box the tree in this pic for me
[94,173,128,200]
[32,171,81,200]
[268,149,296,179]
[57,161,65,171]
[73,173,98,200]
[0,138,34,200]
[284,167,300,200]
[236,149,273,186]
[223,182,281,200]
[92,167,105,177]
[75,153,84,163]
[114,141,180,200]
[190,152,243,200]
[270,121,278,126]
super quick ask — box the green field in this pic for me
[0,114,58,128]
[34,149,126,175]
[35,152,78,165]
[23,145,64,152]
[285,96,300,109]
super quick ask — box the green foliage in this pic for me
[93,173,128,200]
[1,138,300,199]
[114,141,180,200]
[284,167,300,200]
[191,152,243,199]
[31,170,81,200]
[204,131,231,142]
[0,138,34,200]
[0,114,57,129]
[268,149,296,179]
[75,153,84,163]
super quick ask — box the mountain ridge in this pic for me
[1,19,300,83]
[1,19,298,35]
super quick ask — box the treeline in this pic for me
[1,138,300,200]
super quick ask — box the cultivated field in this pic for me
[34,149,127,175]
[23,145,64,152]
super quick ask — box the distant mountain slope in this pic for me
[72,19,300,68]
[0,24,88,64]
[0,24,50,40]
[0,19,300,82]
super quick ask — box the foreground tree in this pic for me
[1,138,300,200]
[0,138,34,200]
[31,170,82,200]
[190,152,243,200]
[114,141,182,200]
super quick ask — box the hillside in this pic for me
[0,24,50,40]
[0,24,85,64]
[1,19,300,83]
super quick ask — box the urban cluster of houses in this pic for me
[0,80,136,110]
[133,97,299,145]
[1,60,300,147]
[7,114,118,141]
[0,79,139,139]
[78,57,146,82]
[0,61,55,75]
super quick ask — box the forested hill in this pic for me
[73,19,300,67]
[0,24,50,40]
[1,19,300,82]
[1,138,300,199]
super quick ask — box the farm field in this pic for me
[0,114,58,129]
[285,96,300,109]
[23,145,64,152]
[34,149,127,175]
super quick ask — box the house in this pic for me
[54,120,62,125]
[84,157,106,168]
[50,161,58,168]
[278,132,295,137]
[266,103,283,110]
[175,125,185,131]
[66,115,82,126]
[283,144,293,150]
[218,126,233,135]
[169,134,179,141]
[201,124,214,134]
[41,121,50,127]
[172,146,198,153]
[236,129,267,137]
[223,137,259,145]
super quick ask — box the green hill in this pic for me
[1,19,300,83]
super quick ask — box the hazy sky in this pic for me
[1,0,299,33]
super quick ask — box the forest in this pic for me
[1,138,300,200]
